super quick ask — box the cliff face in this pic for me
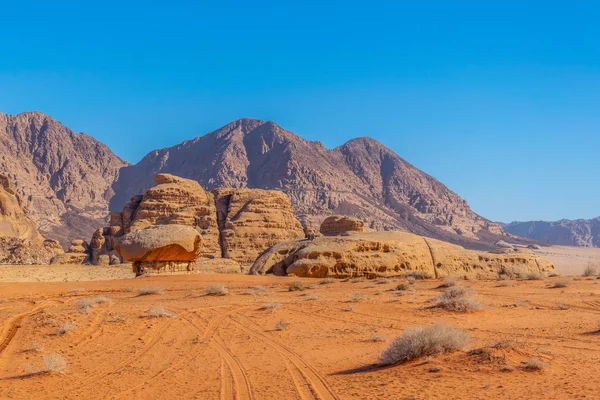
[505,218,600,247]
[111,119,506,249]
[0,111,129,247]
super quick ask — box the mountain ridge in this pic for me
[505,217,600,247]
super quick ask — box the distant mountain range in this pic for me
[504,218,600,247]
[2,111,511,249]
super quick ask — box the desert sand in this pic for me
[1,269,600,399]
[533,245,600,275]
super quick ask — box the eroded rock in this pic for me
[320,215,364,236]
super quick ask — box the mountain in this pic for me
[505,218,600,247]
[111,118,506,249]
[0,112,128,247]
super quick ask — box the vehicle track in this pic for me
[0,304,46,357]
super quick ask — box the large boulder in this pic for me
[115,225,202,275]
[250,231,555,279]
[214,188,305,265]
[320,215,364,236]
[50,239,90,265]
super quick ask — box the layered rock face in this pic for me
[95,174,304,274]
[0,174,63,264]
[0,111,128,247]
[50,240,90,265]
[320,216,365,236]
[110,119,507,251]
[249,231,555,279]
[505,218,600,247]
[214,188,305,264]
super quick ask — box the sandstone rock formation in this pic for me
[110,118,508,250]
[505,218,600,247]
[0,111,128,247]
[115,225,202,275]
[320,215,365,236]
[249,231,555,279]
[214,188,304,264]
[0,174,63,264]
[50,240,90,265]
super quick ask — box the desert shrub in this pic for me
[23,342,44,353]
[343,304,356,312]
[428,366,443,373]
[319,278,337,285]
[435,286,482,312]
[522,272,544,281]
[76,296,111,313]
[288,281,305,292]
[379,324,469,365]
[370,333,386,342]
[350,293,366,302]
[146,306,177,318]
[437,277,458,288]
[55,322,76,336]
[108,314,127,323]
[138,287,164,296]
[275,321,290,331]
[350,277,366,283]
[406,276,416,285]
[204,285,229,296]
[42,353,67,374]
[490,339,514,349]
[407,271,431,280]
[260,302,283,312]
[557,302,569,310]
[551,279,570,288]
[521,357,547,371]
[395,283,409,291]
[375,278,392,284]
[496,280,517,287]
[303,294,319,301]
[583,263,598,277]
[363,284,376,289]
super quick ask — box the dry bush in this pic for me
[375,278,392,284]
[138,287,164,296]
[522,272,544,281]
[146,306,177,318]
[243,286,268,296]
[583,263,598,277]
[350,293,366,302]
[370,333,386,342]
[395,283,409,291]
[319,278,337,285]
[407,271,431,280]
[343,304,356,312]
[520,357,547,371]
[496,280,517,287]
[76,296,111,313]
[275,321,290,331]
[303,294,319,301]
[260,302,283,312]
[307,284,318,289]
[23,342,44,353]
[350,277,366,283]
[435,286,483,312]
[437,277,459,288]
[363,284,376,289]
[379,324,469,365]
[204,285,229,296]
[551,279,570,288]
[43,353,67,374]
[557,302,569,310]
[55,322,76,336]
[288,281,305,291]
[406,276,416,285]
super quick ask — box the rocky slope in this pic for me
[111,119,506,249]
[0,111,128,248]
[505,218,600,247]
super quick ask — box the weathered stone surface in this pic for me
[214,188,305,265]
[250,231,555,279]
[191,258,243,274]
[115,225,202,275]
[50,239,90,265]
[320,216,364,236]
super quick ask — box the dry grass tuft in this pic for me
[379,324,469,365]
[138,287,164,296]
[350,293,367,302]
[350,277,367,283]
[522,272,545,281]
[435,286,483,312]
[76,296,111,313]
[437,277,459,288]
[550,279,570,288]
[319,278,337,285]
[23,342,44,353]
[406,276,416,285]
[204,285,229,296]
[288,281,305,292]
[395,283,409,291]
[260,302,283,312]
[275,321,290,331]
[583,263,598,277]
[520,357,548,371]
[370,333,386,342]
[303,294,320,301]
[146,305,177,318]
[42,353,67,374]
[55,322,76,336]
[343,304,356,312]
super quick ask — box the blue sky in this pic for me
[1,1,598,223]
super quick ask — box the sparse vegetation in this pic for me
[204,284,229,296]
[370,333,386,342]
[343,304,356,312]
[76,296,111,313]
[406,271,431,280]
[303,294,319,301]
[23,342,44,353]
[107,314,127,323]
[42,353,67,374]
[550,279,570,288]
[138,287,164,296]
[350,277,366,283]
[319,278,337,285]
[406,276,416,285]
[379,324,469,365]
[55,322,76,336]
[288,281,305,292]
[583,263,598,277]
[350,293,367,302]
[395,283,409,291]
[522,272,544,281]
[260,302,283,312]
[557,302,569,310]
[520,357,547,371]
[496,280,517,287]
[375,278,392,284]
[146,305,177,318]
[435,286,482,312]
[437,277,458,288]
[275,321,290,331]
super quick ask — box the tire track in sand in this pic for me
[0,304,46,357]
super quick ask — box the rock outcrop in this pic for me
[110,118,508,250]
[50,239,90,265]
[0,111,128,247]
[320,215,365,236]
[249,231,555,279]
[0,174,63,264]
[214,188,305,264]
[115,225,202,275]
[505,218,600,247]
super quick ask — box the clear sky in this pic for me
[1,1,598,223]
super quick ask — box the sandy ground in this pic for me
[0,271,600,399]
[534,245,600,275]
[0,265,135,283]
